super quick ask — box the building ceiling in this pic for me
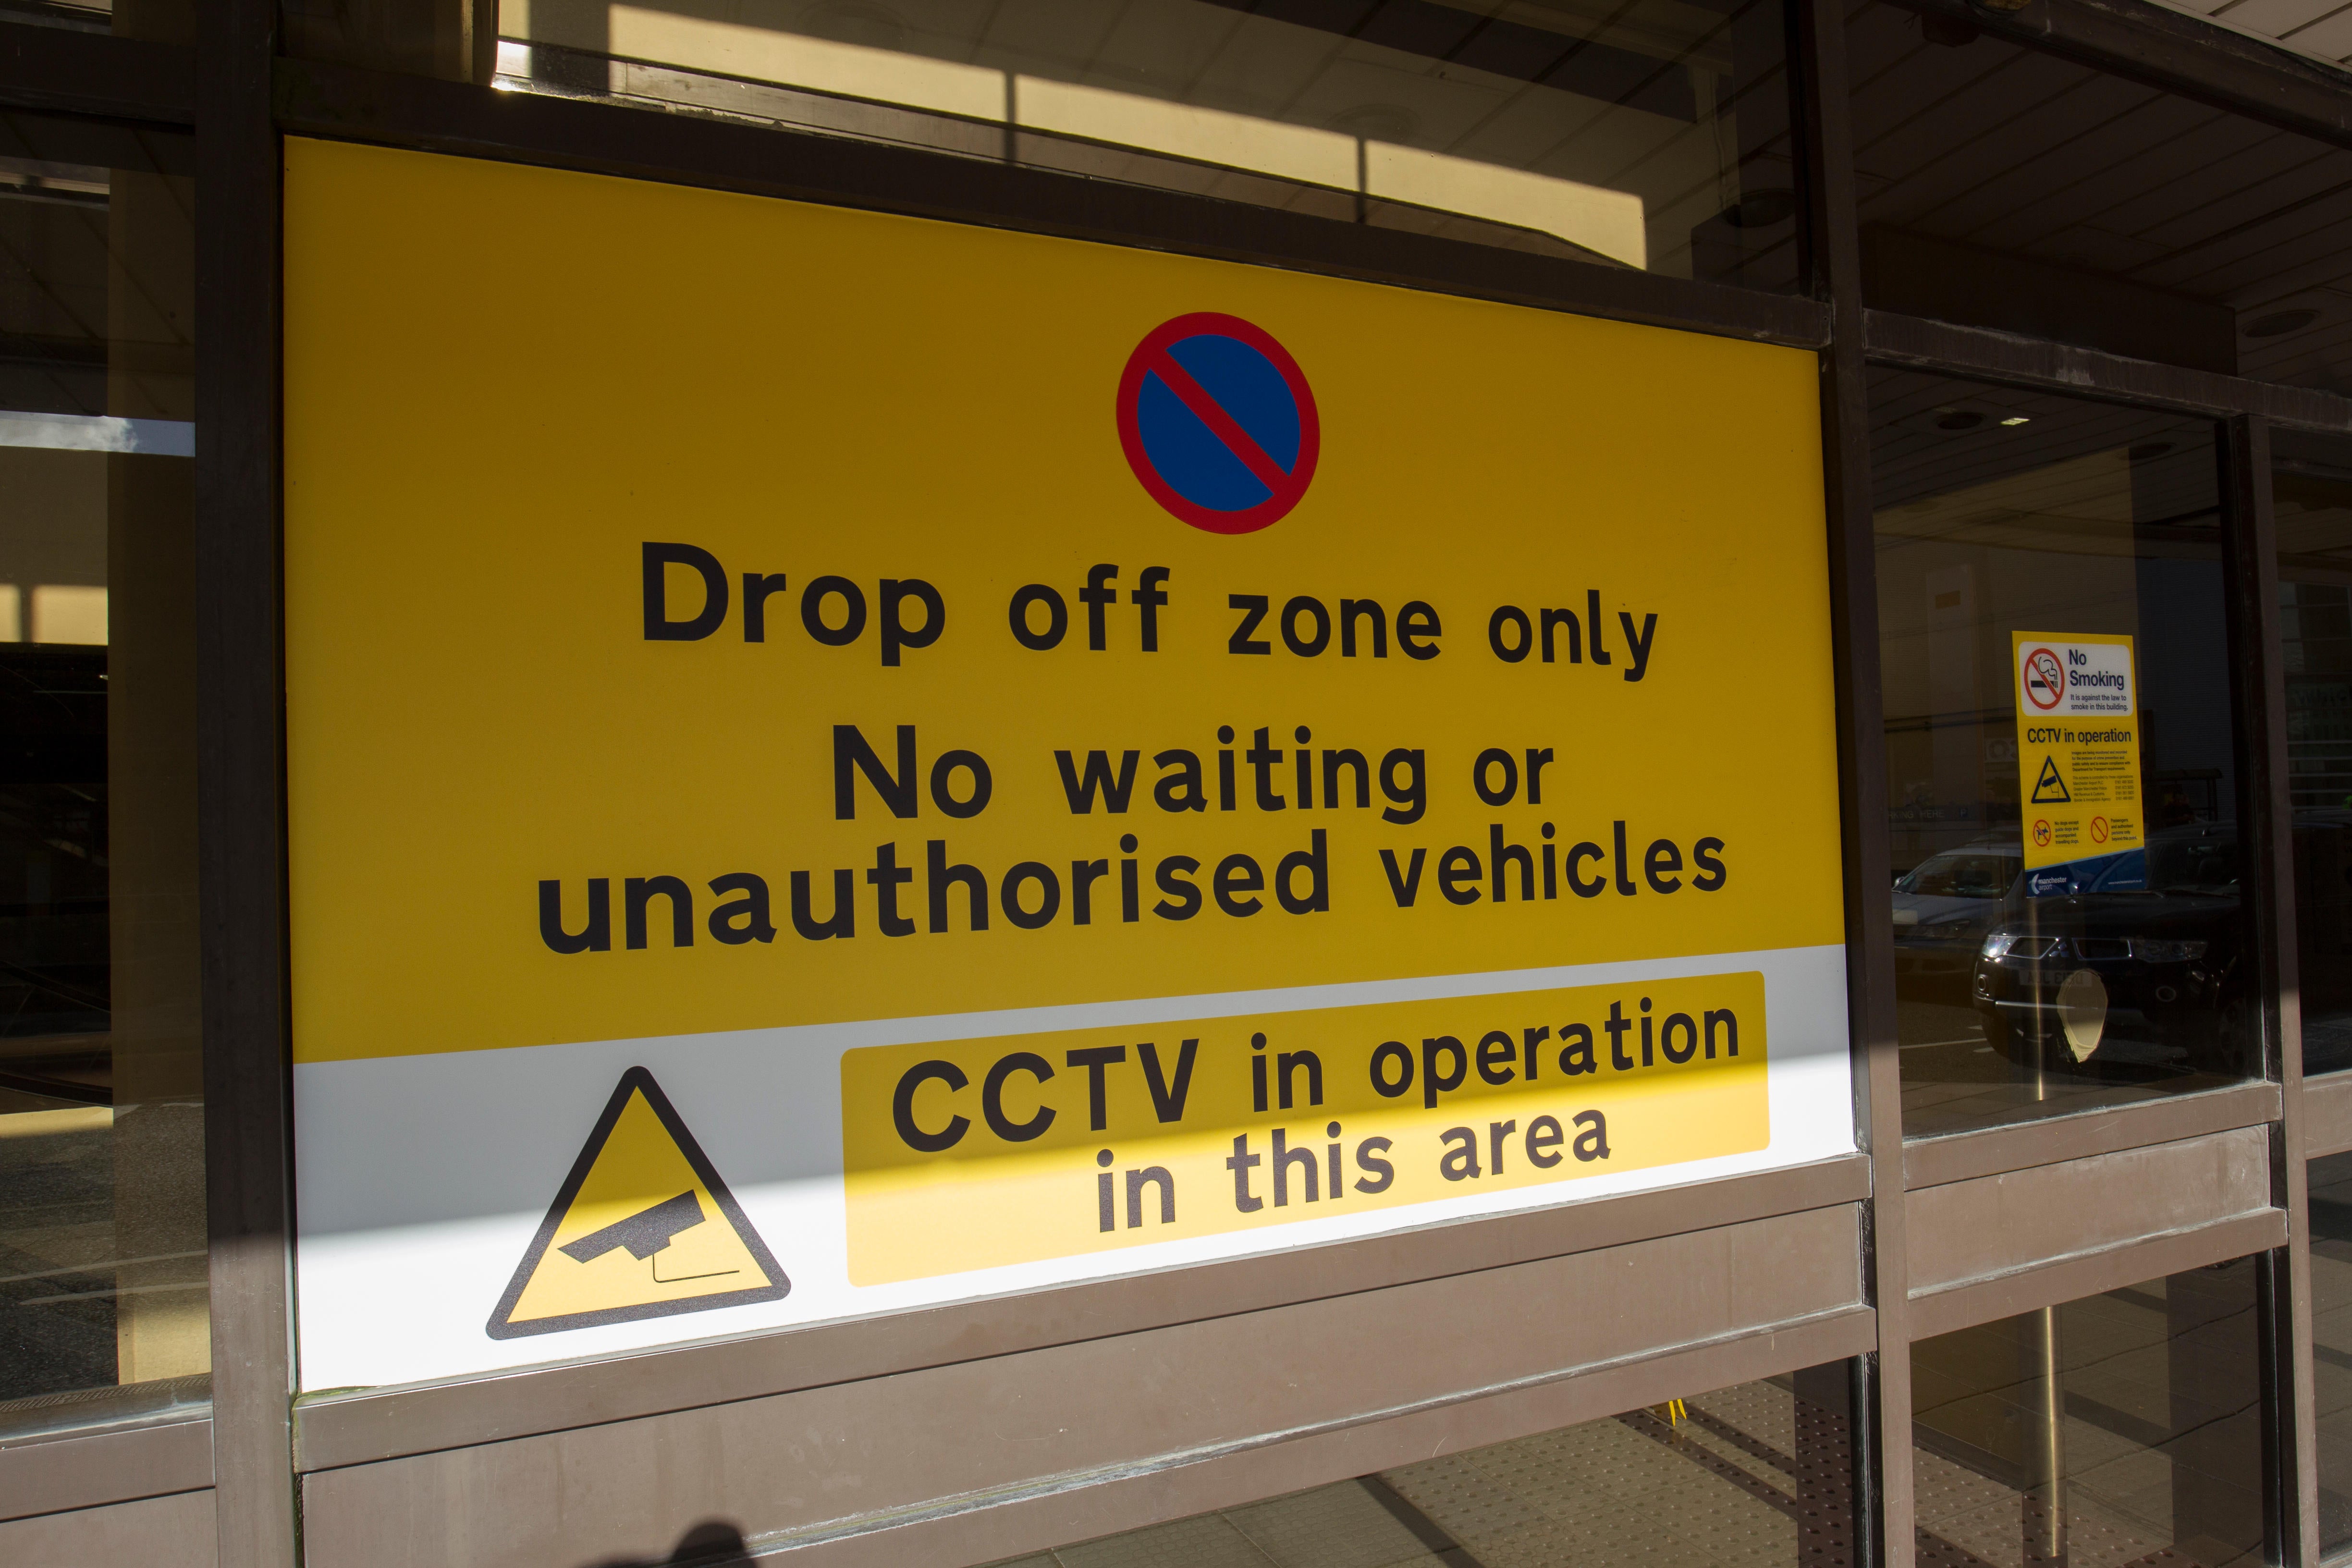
[2159,0,2352,69]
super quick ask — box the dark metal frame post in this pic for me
[2222,412,2318,1567]
[196,0,299,1565]
[1793,0,1912,1564]
[0,22,194,122]
[1864,315,2352,433]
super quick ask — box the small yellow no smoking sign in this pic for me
[2011,631,2143,875]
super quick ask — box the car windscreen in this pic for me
[1897,854,2020,898]
[2144,832,2241,894]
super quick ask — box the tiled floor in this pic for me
[0,1091,121,1402]
[0,1090,209,1435]
[988,1376,1854,1568]
[999,1263,2268,1568]
[1914,1447,2182,1568]
[1911,1271,2265,1568]
[990,1481,1447,1568]
[2305,1153,2352,1552]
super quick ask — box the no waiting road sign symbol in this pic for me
[1116,312,1320,535]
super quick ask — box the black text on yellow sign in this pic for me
[840,973,1766,1285]
[282,141,1843,1067]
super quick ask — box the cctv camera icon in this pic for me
[560,1190,708,1267]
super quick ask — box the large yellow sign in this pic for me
[282,138,1848,1382]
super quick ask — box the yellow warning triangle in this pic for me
[2031,755,2071,804]
[487,1066,788,1340]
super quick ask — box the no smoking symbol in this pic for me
[2023,647,2065,710]
[1115,313,1320,535]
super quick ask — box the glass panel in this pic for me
[1872,368,2256,1140]
[0,109,204,1437]
[1912,1260,2266,1568]
[2312,1151,2352,1555]
[284,0,1805,294]
[0,1,195,43]
[980,1362,1856,1568]
[1847,0,2352,396]
[281,0,492,80]
[2275,430,2352,1078]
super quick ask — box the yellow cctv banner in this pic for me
[842,973,1765,1284]
[2012,632,2144,875]
[281,137,1843,1068]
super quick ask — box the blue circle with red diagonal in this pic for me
[1116,313,1320,535]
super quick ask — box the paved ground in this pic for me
[987,1377,1855,1568]
[995,1273,2267,1568]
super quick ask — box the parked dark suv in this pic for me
[1970,822,2246,1076]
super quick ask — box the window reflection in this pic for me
[1873,370,2255,1139]
[1849,0,2352,396]
[0,0,195,42]
[1913,1262,2266,1568]
[2309,1152,2352,1553]
[2275,430,2352,1077]
[285,0,1804,292]
[0,110,204,1437]
[986,1362,1856,1568]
